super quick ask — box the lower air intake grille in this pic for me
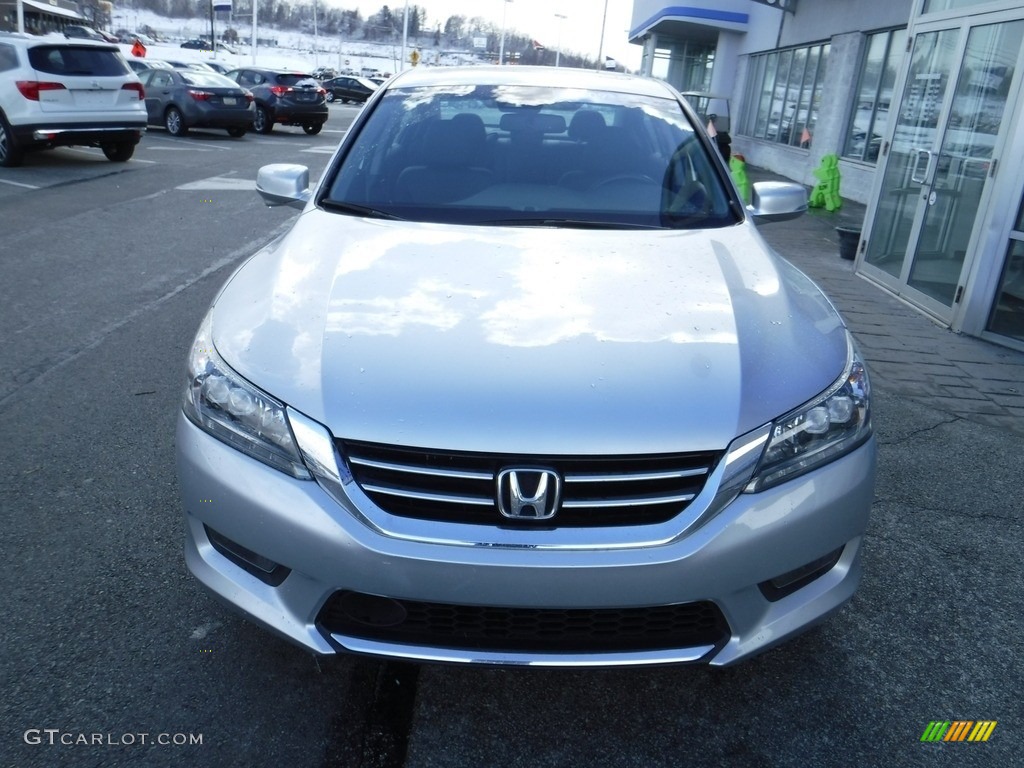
[338,440,721,527]
[318,591,729,654]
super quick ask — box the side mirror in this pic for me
[747,181,807,224]
[257,164,312,209]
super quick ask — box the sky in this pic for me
[344,0,642,70]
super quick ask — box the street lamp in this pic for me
[498,0,512,65]
[554,13,566,68]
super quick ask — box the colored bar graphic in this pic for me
[921,721,950,742]
[968,722,997,742]
[921,721,996,742]
[945,721,972,741]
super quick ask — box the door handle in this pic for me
[911,148,934,184]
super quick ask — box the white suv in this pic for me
[0,32,147,167]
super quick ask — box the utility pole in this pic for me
[251,0,257,64]
[401,0,409,71]
[554,12,566,67]
[596,0,609,70]
[498,0,512,65]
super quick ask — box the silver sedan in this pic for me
[176,65,876,667]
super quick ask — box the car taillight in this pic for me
[317,87,326,96]
[122,82,145,99]
[15,81,66,100]
[244,91,254,103]
[188,90,213,101]
[269,85,291,96]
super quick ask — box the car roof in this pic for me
[386,65,676,99]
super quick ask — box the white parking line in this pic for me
[176,176,257,191]
[302,147,336,154]
[0,178,40,189]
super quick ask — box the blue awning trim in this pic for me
[630,5,750,39]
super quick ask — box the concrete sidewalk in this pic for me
[749,167,1024,437]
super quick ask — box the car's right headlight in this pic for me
[746,334,872,492]
[182,310,310,479]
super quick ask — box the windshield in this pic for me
[324,84,738,229]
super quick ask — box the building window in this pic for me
[741,43,829,148]
[843,28,907,163]
[988,197,1024,344]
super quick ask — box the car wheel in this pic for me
[254,106,273,134]
[325,91,335,103]
[165,107,188,136]
[0,112,25,168]
[303,123,323,136]
[101,142,135,162]
[226,127,247,138]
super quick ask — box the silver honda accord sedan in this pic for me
[176,66,876,666]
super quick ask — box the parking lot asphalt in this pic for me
[748,167,1024,437]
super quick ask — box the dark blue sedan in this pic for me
[138,69,255,137]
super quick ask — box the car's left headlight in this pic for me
[746,334,871,492]
[182,310,311,479]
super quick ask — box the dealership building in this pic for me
[630,0,1024,351]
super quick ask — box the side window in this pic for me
[253,73,265,85]
[0,44,17,72]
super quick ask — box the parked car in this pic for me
[177,65,876,667]
[202,61,230,75]
[310,66,337,80]
[138,68,253,137]
[321,74,377,104]
[180,39,212,51]
[124,57,174,74]
[62,25,105,41]
[0,32,146,166]
[162,59,217,72]
[224,67,327,134]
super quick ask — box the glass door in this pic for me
[862,17,1024,321]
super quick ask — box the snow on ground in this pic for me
[118,8,484,75]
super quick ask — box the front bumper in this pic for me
[176,413,876,666]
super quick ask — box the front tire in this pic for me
[165,106,188,136]
[325,91,335,103]
[302,123,323,136]
[0,113,24,168]
[226,126,247,138]
[102,142,135,162]
[254,106,272,134]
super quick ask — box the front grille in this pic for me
[318,591,729,654]
[339,441,721,527]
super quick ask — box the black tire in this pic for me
[101,142,135,162]
[254,106,273,134]
[226,126,247,138]
[302,123,323,136]
[325,91,335,103]
[165,106,188,136]
[0,112,24,168]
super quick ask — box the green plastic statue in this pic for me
[808,153,842,211]
[730,153,751,205]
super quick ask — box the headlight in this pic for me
[182,310,311,479]
[746,334,871,492]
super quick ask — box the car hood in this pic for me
[212,212,847,454]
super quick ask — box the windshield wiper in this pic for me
[320,200,404,220]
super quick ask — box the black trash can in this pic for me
[835,226,861,261]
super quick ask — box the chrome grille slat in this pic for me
[350,456,492,481]
[340,440,721,528]
[361,484,494,506]
[561,494,696,509]
[564,468,708,483]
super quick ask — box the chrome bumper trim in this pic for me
[331,635,716,667]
